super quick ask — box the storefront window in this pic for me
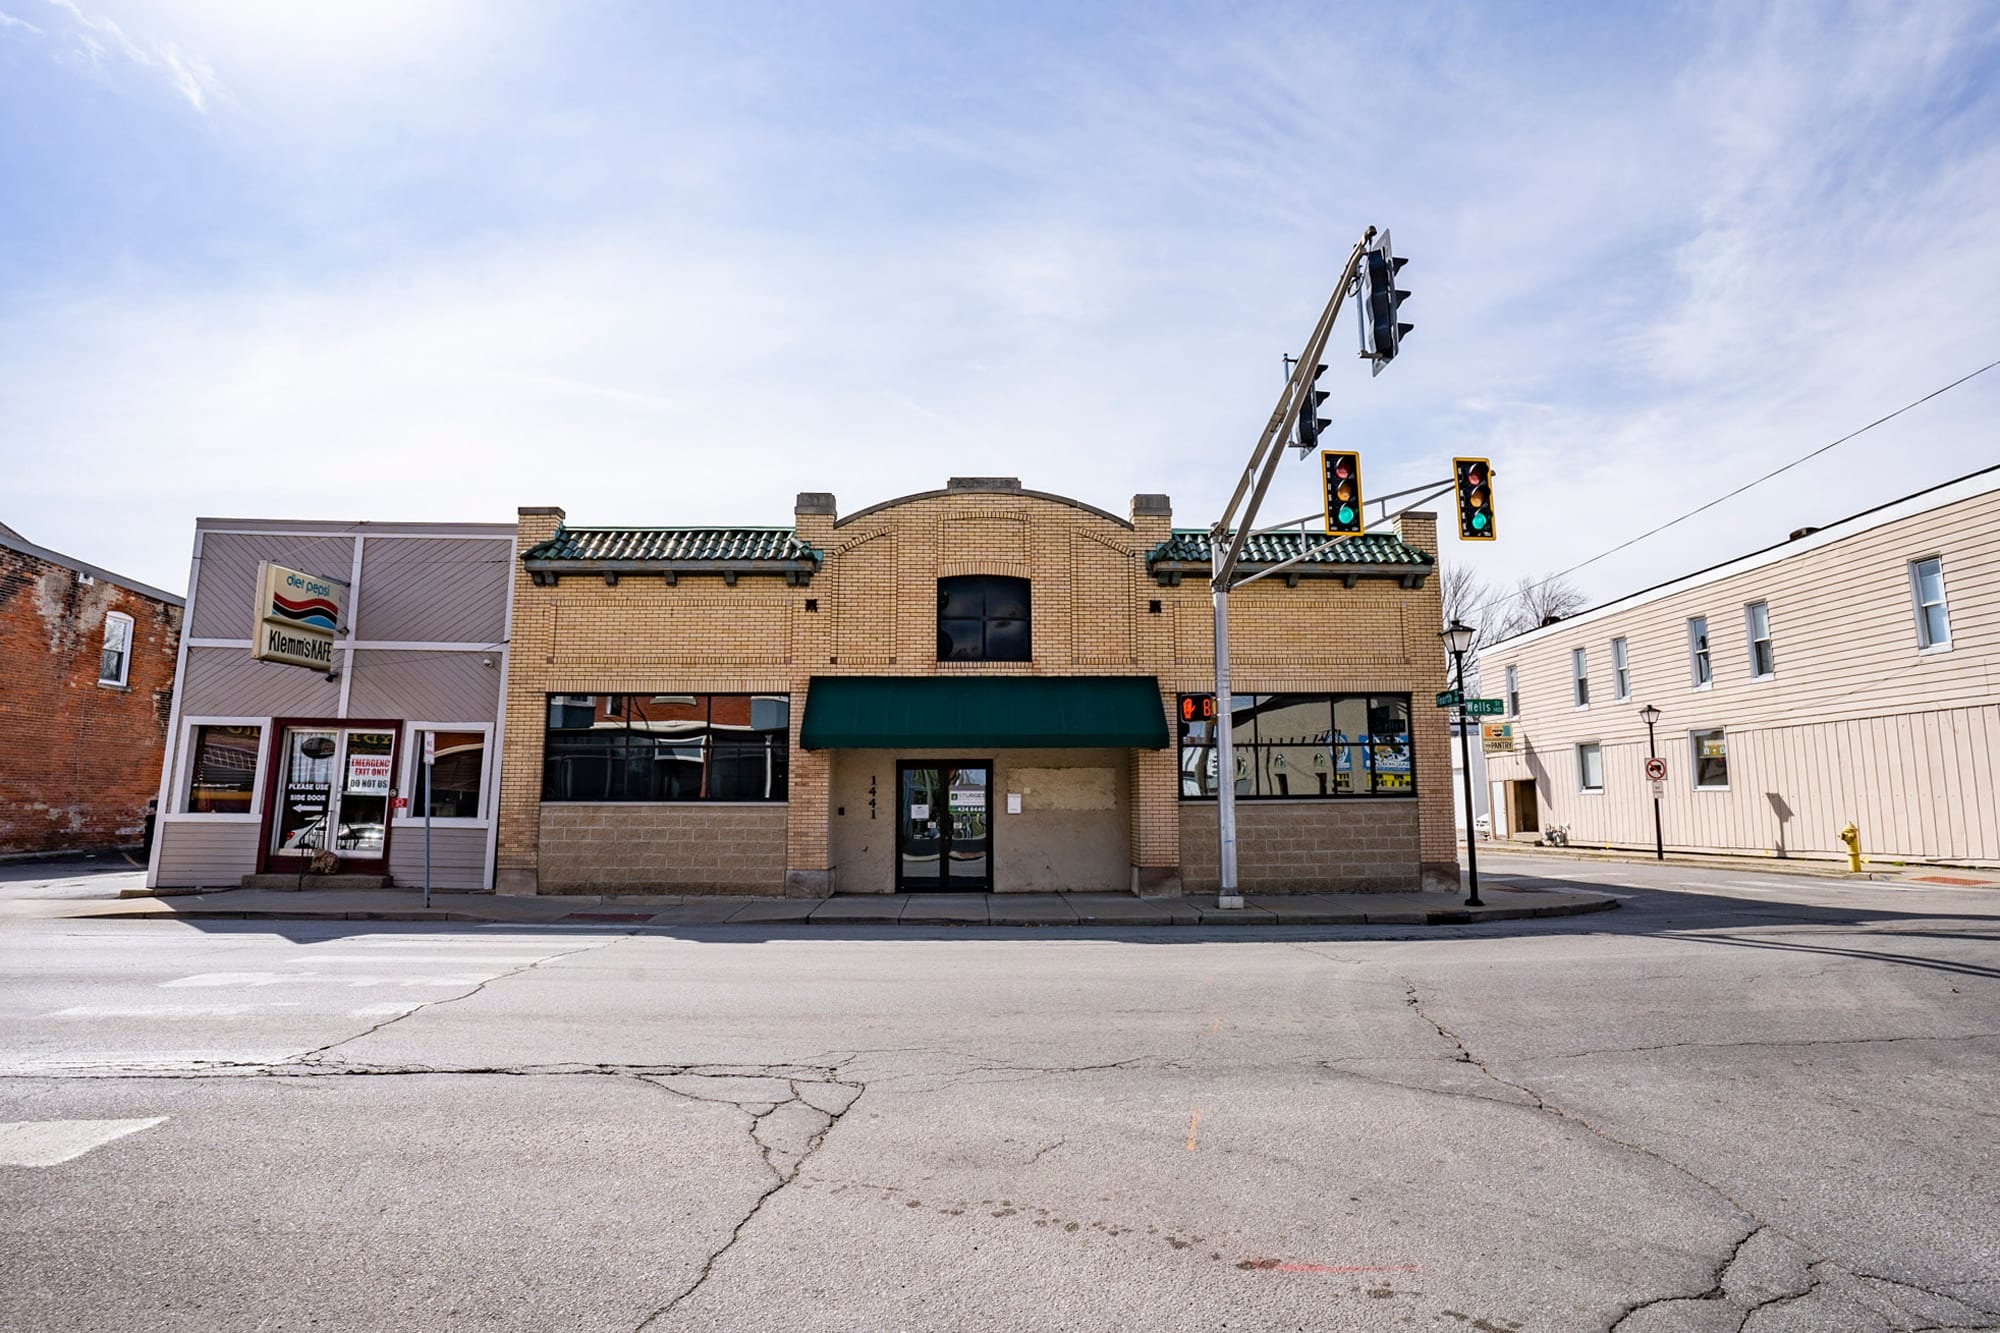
[414,730,487,818]
[1176,694,1414,799]
[542,694,789,802]
[184,724,261,813]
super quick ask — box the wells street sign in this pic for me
[1463,698,1504,716]
[1434,689,1461,708]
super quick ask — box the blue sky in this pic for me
[2,1,1997,601]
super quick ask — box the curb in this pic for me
[73,895,1618,929]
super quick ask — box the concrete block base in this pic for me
[495,867,540,897]
[784,868,836,899]
[1130,864,1184,899]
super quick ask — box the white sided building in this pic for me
[1477,466,2000,868]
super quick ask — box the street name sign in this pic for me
[1435,689,1461,708]
[1463,698,1504,716]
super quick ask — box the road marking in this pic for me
[50,1003,304,1017]
[163,973,494,988]
[0,1118,166,1167]
[1186,1107,1202,1151]
[291,954,555,965]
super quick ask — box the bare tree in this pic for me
[1438,563,1503,649]
[1494,572,1588,639]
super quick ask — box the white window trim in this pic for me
[1908,556,1953,654]
[1691,728,1730,792]
[97,611,134,688]
[1610,637,1631,702]
[1576,741,1605,794]
[1744,601,1775,680]
[1687,617,1712,691]
[159,717,271,822]
[1572,648,1590,711]
[396,721,496,827]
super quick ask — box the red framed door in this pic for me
[257,718,402,875]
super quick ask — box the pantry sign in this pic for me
[251,562,346,670]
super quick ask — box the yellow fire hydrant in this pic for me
[1838,822,1863,874]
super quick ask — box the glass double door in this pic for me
[268,725,398,870]
[896,762,991,892]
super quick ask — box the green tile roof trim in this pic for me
[521,527,820,565]
[800,675,1170,750]
[1145,529,1433,568]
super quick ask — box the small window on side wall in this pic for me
[1577,741,1604,792]
[937,575,1031,662]
[99,611,133,687]
[1692,728,1729,789]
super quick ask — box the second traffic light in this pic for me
[1454,457,1496,540]
[1295,362,1330,454]
[1322,450,1364,535]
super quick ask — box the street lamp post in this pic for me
[1440,620,1481,906]
[1640,704,1663,861]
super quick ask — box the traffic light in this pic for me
[1322,450,1364,535]
[1359,231,1412,376]
[1454,457,1496,540]
[1295,362,1330,455]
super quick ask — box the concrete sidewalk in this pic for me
[69,884,1617,928]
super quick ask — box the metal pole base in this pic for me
[1216,894,1246,910]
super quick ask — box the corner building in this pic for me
[497,478,1457,897]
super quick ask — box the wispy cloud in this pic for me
[0,10,43,35]
[0,2,1995,596]
[41,0,219,112]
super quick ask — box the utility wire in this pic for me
[1466,356,2000,630]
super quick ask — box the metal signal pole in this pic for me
[1210,228,1377,910]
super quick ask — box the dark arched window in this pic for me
[937,575,1031,662]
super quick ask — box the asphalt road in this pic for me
[2,854,1997,1332]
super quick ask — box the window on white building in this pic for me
[1910,557,1951,650]
[1505,665,1519,718]
[1577,741,1604,792]
[1572,648,1589,708]
[1745,601,1774,678]
[98,612,133,687]
[1692,728,1729,789]
[1610,636,1630,700]
[1688,616,1711,688]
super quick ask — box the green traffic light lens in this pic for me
[1338,505,1355,525]
[1472,512,1489,530]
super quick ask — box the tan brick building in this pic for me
[497,478,1457,896]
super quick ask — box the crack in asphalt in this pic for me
[630,1071,865,1331]
[1549,1030,2000,1061]
[288,933,636,1065]
[1396,978,2000,1333]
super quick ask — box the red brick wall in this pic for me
[0,547,182,855]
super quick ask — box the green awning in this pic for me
[800,675,1170,750]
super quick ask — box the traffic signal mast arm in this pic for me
[1227,477,1454,590]
[1211,227,1376,590]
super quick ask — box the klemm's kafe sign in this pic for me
[251,562,344,670]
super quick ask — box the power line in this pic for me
[1466,356,2000,629]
